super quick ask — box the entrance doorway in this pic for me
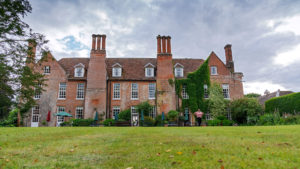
[31,106,39,127]
[131,106,139,126]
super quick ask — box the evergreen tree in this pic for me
[0,0,48,124]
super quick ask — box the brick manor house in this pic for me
[24,34,244,127]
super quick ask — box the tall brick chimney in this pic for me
[156,35,176,115]
[85,34,107,119]
[224,44,234,72]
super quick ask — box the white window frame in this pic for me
[44,66,50,74]
[112,67,122,77]
[149,106,156,119]
[74,67,84,77]
[211,66,218,75]
[113,83,121,100]
[148,83,156,99]
[204,84,208,99]
[113,106,120,120]
[76,83,85,100]
[222,84,230,99]
[182,85,189,99]
[131,106,139,126]
[76,107,84,119]
[145,68,154,77]
[34,83,42,99]
[131,83,139,100]
[31,106,40,123]
[175,67,184,77]
[58,82,66,99]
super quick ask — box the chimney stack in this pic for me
[224,44,234,72]
[27,40,37,66]
[157,35,171,54]
[91,34,106,52]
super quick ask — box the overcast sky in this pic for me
[25,0,300,95]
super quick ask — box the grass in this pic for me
[0,126,300,169]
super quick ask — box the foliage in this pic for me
[230,97,264,124]
[136,101,153,117]
[207,82,227,118]
[279,115,300,125]
[257,112,281,126]
[175,57,210,113]
[167,110,179,121]
[71,119,94,127]
[143,116,155,126]
[207,116,233,126]
[0,108,18,127]
[60,121,71,127]
[118,109,131,121]
[154,115,163,126]
[0,0,48,120]
[103,118,115,126]
[244,93,261,98]
[265,92,300,115]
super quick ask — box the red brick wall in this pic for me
[109,81,156,118]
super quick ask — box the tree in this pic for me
[0,0,48,124]
[208,82,227,118]
[230,97,263,124]
[244,93,261,99]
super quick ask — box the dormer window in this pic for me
[144,63,155,77]
[211,66,218,75]
[44,66,50,74]
[74,63,85,77]
[174,63,184,77]
[112,63,122,77]
[145,68,154,77]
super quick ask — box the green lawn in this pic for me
[0,126,300,169]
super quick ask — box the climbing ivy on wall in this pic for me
[175,57,210,113]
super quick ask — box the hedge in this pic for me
[265,92,300,115]
[72,119,94,126]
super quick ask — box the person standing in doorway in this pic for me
[194,109,204,126]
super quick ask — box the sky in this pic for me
[25,0,300,95]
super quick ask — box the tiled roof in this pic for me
[58,58,90,79]
[58,57,205,80]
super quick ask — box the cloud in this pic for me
[244,81,288,95]
[24,0,300,93]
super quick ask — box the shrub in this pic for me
[60,121,71,127]
[167,110,179,121]
[207,116,233,126]
[208,82,227,118]
[257,113,280,126]
[0,108,18,127]
[118,109,131,121]
[103,118,115,126]
[222,119,233,126]
[207,119,221,126]
[265,92,300,115]
[279,115,300,125]
[155,115,163,126]
[72,119,94,126]
[136,101,153,117]
[143,116,155,126]
[230,97,263,124]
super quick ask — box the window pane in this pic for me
[113,83,120,99]
[76,107,84,119]
[58,83,66,99]
[222,84,230,98]
[182,85,189,99]
[113,106,120,120]
[131,83,138,99]
[149,83,156,99]
[76,83,85,99]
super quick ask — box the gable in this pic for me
[208,52,230,76]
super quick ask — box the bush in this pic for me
[103,118,115,126]
[265,92,300,115]
[60,121,71,127]
[247,116,259,125]
[207,119,221,126]
[118,109,131,121]
[155,115,163,126]
[136,101,153,117]
[279,115,300,125]
[72,119,94,126]
[257,113,280,126]
[207,116,233,126]
[143,116,155,126]
[167,110,179,121]
[230,97,263,124]
[0,108,18,127]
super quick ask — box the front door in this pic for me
[31,106,39,127]
[57,116,64,127]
